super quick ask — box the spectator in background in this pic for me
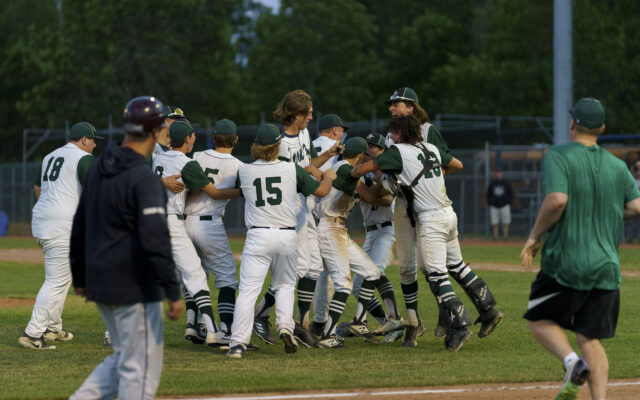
[487,170,513,241]
[0,210,8,236]
[625,161,640,243]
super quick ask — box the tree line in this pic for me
[1,0,638,160]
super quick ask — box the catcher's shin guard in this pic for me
[445,297,471,330]
[427,276,448,338]
[462,277,496,313]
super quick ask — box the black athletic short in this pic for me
[523,271,620,339]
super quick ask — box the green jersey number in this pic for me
[204,168,219,184]
[253,177,282,207]
[417,151,441,179]
[43,157,65,182]
[154,166,164,177]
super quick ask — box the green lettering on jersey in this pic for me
[204,168,219,184]
[154,166,164,177]
[253,176,282,207]
[42,157,65,182]
[417,151,441,179]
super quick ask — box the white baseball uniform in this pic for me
[27,143,94,338]
[230,160,320,348]
[279,129,324,279]
[152,150,211,297]
[314,160,381,293]
[184,150,242,290]
[310,135,338,323]
[352,173,395,295]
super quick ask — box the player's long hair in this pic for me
[396,100,429,124]
[273,90,312,127]
[386,115,423,145]
[251,141,280,161]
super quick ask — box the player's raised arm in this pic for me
[356,180,393,207]
[351,159,379,178]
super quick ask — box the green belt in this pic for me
[365,220,392,232]
[199,215,213,221]
[176,214,186,221]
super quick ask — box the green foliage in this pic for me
[1,0,639,161]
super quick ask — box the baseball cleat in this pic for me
[18,332,56,350]
[382,329,404,343]
[445,327,473,352]
[253,316,276,345]
[347,322,379,344]
[279,329,298,354]
[476,308,504,338]
[293,322,316,348]
[310,321,326,339]
[217,331,233,350]
[206,330,230,347]
[185,323,205,345]
[316,334,344,349]
[43,328,74,342]
[401,324,419,347]
[372,317,405,335]
[335,321,354,338]
[416,321,426,337]
[225,344,245,359]
[103,336,112,347]
[555,357,591,400]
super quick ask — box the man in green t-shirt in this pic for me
[521,97,640,400]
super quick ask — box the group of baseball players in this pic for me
[21,87,504,360]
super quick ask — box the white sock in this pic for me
[563,352,579,370]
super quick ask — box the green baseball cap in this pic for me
[169,120,194,142]
[256,124,282,146]
[385,87,419,105]
[365,133,387,150]
[69,122,103,140]
[343,137,368,155]
[163,105,187,121]
[318,114,349,132]
[214,119,237,134]
[570,97,605,129]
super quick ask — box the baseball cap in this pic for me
[169,120,194,142]
[164,105,187,121]
[343,137,368,156]
[214,119,237,134]
[365,133,386,150]
[570,97,605,129]
[318,114,350,132]
[69,122,103,140]
[385,87,419,105]
[256,124,283,146]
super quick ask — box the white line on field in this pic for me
[165,380,640,400]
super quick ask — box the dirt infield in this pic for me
[0,248,43,265]
[163,379,640,399]
[0,297,34,308]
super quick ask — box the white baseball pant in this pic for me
[185,215,238,289]
[25,234,72,338]
[167,215,210,295]
[295,204,324,280]
[230,228,297,348]
[316,219,381,293]
[416,206,464,276]
[394,196,422,284]
[352,224,395,295]
[70,301,164,400]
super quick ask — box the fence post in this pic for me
[484,141,490,238]
[371,109,377,133]
[460,179,465,238]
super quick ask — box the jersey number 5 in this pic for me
[43,157,65,182]
[253,177,282,207]
[204,168,219,184]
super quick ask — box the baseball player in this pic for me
[355,133,404,343]
[314,137,393,348]
[19,122,101,350]
[152,120,239,347]
[309,114,346,337]
[353,115,501,351]
[227,124,336,358]
[184,119,243,345]
[252,90,342,348]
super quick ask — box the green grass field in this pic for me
[1,237,639,399]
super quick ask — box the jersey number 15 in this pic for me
[253,177,282,207]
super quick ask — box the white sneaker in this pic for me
[206,330,229,347]
[19,333,56,350]
[43,328,74,342]
[278,328,298,354]
[372,317,405,335]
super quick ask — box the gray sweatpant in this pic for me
[70,301,164,400]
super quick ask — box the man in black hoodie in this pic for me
[69,96,182,400]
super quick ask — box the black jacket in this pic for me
[486,178,513,208]
[70,144,180,304]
